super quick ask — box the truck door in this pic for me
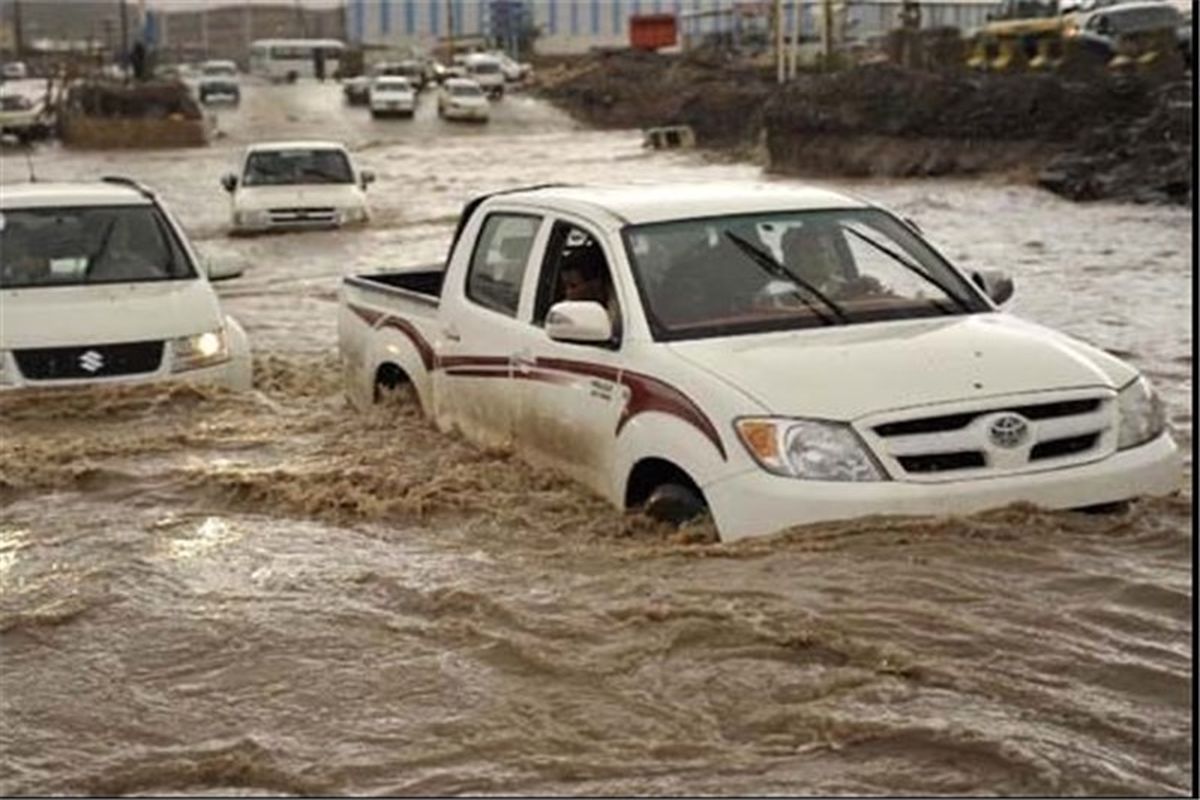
[434,210,547,450]
[509,218,628,501]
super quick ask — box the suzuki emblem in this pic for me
[79,350,105,373]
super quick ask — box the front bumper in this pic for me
[1,319,253,393]
[443,105,489,121]
[705,432,1182,541]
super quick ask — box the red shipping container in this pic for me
[629,13,678,51]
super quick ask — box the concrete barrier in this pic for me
[60,112,209,149]
[643,125,696,149]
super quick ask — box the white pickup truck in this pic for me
[337,182,1180,541]
[1,178,252,391]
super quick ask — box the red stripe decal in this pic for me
[617,370,727,461]
[378,316,436,371]
[349,303,384,328]
[530,357,726,461]
[440,355,509,369]
[445,367,510,378]
[363,319,725,461]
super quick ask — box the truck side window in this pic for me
[465,213,541,317]
[533,221,621,341]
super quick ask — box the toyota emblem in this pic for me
[988,414,1029,449]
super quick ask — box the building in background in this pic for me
[145,4,345,65]
[345,0,1001,55]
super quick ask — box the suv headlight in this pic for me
[735,417,887,481]
[1116,375,1166,450]
[171,329,230,372]
[340,205,367,224]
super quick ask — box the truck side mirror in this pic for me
[360,170,376,189]
[221,173,238,193]
[545,301,613,344]
[971,269,1014,305]
[205,256,245,281]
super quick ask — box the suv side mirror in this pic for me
[220,173,238,193]
[971,269,1014,305]
[545,300,613,344]
[360,170,376,189]
[205,256,245,282]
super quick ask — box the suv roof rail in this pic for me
[100,175,156,199]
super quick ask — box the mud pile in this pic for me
[535,51,1192,205]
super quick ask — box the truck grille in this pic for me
[862,394,1113,480]
[14,340,164,381]
[268,207,336,225]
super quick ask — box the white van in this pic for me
[463,53,505,98]
[0,179,251,391]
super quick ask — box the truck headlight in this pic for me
[735,417,887,481]
[1116,375,1166,450]
[171,329,230,372]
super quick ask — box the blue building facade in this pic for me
[345,0,997,54]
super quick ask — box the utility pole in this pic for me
[821,0,833,66]
[774,0,784,83]
[13,0,24,58]
[201,5,209,59]
[446,0,455,60]
[120,0,130,81]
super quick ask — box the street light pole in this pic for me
[774,0,784,83]
[119,0,130,81]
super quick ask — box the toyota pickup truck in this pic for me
[337,182,1180,541]
[1,178,252,392]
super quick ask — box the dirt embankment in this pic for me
[534,51,1192,205]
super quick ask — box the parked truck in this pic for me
[337,182,1180,541]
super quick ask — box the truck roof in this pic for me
[0,181,151,209]
[505,182,871,226]
[245,140,349,153]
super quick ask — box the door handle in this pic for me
[442,325,461,342]
[512,350,535,373]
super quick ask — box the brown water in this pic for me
[0,80,1192,796]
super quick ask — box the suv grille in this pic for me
[14,340,164,381]
[268,207,336,225]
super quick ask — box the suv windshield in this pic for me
[450,84,482,97]
[624,208,988,341]
[203,65,237,77]
[0,205,195,289]
[242,149,354,186]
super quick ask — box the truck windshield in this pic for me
[242,149,354,186]
[623,208,988,341]
[0,205,195,289]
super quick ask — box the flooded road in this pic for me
[0,79,1192,796]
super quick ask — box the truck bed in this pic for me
[344,269,443,309]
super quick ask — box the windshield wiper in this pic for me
[843,226,973,314]
[723,231,848,325]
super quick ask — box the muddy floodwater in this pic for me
[0,80,1193,796]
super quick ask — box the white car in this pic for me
[1,61,28,80]
[338,182,1181,542]
[437,78,490,121]
[368,75,416,118]
[197,59,240,104]
[222,140,374,233]
[462,53,506,98]
[0,178,252,392]
[490,51,532,82]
